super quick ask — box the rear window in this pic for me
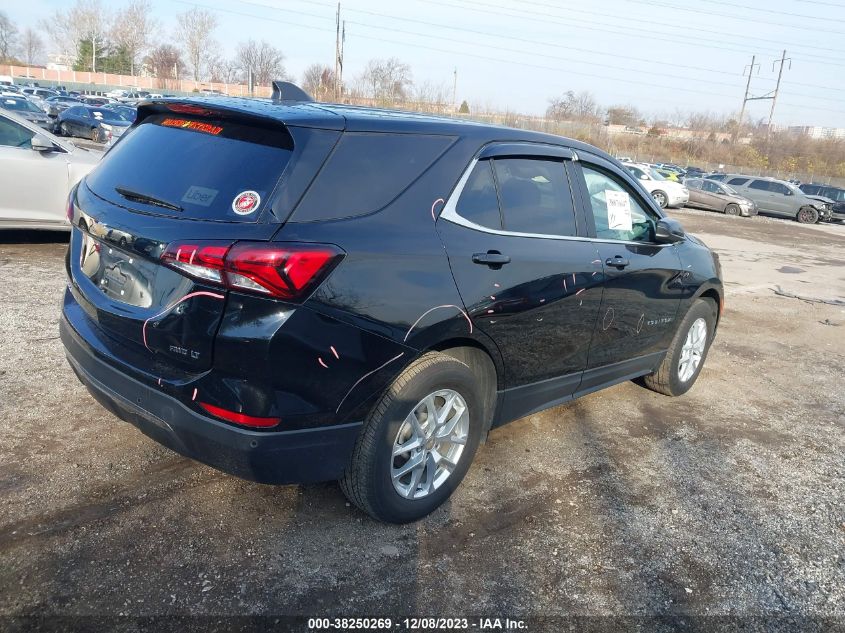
[86,114,294,221]
[728,177,749,186]
[293,132,456,221]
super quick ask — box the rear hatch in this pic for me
[67,100,342,374]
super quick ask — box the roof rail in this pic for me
[271,81,313,103]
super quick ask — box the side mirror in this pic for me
[30,135,55,152]
[655,218,686,244]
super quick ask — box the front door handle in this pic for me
[606,256,630,270]
[472,251,511,269]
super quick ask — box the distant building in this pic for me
[788,126,845,140]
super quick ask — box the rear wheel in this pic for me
[642,298,716,397]
[59,122,70,136]
[653,190,668,208]
[796,206,818,224]
[340,352,485,523]
[90,127,101,142]
[725,203,740,216]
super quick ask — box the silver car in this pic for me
[0,109,102,231]
[718,174,831,224]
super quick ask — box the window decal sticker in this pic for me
[160,118,223,135]
[232,190,260,215]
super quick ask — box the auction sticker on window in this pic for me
[232,190,261,215]
[605,190,633,231]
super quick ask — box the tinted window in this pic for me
[702,180,721,193]
[0,115,34,148]
[770,182,790,195]
[728,177,750,186]
[581,164,658,242]
[801,184,820,195]
[295,132,456,221]
[455,160,501,229]
[86,114,294,221]
[1,97,41,113]
[749,180,771,191]
[686,178,703,190]
[493,158,577,236]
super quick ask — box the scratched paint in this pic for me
[142,290,226,351]
[403,304,473,342]
[191,388,197,401]
[330,346,340,360]
[603,307,615,331]
[318,357,329,369]
[335,353,405,413]
[637,313,645,334]
[430,198,445,221]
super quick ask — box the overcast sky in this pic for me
[9,0,845,127]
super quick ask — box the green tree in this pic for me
[458,100,469,114]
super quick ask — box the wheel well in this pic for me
[430,340,499,439]
[698,290,721,328]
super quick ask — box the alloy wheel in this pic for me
[391,389,469,500]
[653,191,667,208]
[678,317,707,382]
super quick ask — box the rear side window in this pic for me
[728,177,750,186]
[493,158,577,236]
[86,114,294,221]
[455,160,501,229]
[294,132,456,221]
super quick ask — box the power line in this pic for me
[428,0,845,70]
[174,0,845,116]
[702,0,843,22]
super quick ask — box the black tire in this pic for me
[796,206,818,224]
[340,351,485,523]
[59,122,69,136]
[725,203,740,216]
[642,298,716,397]
[91,127,101,142]
[653,190,668,208]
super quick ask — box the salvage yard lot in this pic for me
[1,212,844,624]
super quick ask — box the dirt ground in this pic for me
[0,210,843,631]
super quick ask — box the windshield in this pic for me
[785,182,803,195]
[646,167,666,181]
[722,184,738,195]
[2,98,41,113]
[89,108,130,123]
[86,114,295,221]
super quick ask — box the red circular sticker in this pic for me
[232,190,260,215]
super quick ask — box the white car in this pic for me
[106,89,130,99]
[622,162,689,208]
[0,109,101,231]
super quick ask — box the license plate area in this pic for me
[80,231,155,308]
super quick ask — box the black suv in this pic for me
[61,86,723,523]
[799,183,845,222]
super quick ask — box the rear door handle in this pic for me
[472,251,511,268]
[606,256,630,270]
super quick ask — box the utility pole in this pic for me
[767,49,791,139]
[334,3,341,101]
[734,55,757,143]
[452,67,457,110]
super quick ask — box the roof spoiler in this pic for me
[271,81,313,103]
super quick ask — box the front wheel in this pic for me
[796,207,818,224]
[340,352,485,523]
[642,298,716,397]
[59,122,70,136]
[725,203,740,216]
[653,190,668,208]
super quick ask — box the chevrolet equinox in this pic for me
[61,83,723,523]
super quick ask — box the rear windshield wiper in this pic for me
[115,186,183,212]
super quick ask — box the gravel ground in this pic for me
[0,212,843,631]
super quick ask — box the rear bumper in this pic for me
[61,315,362,484]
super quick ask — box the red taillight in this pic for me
[160,240,343,301]
[199,401,280,428]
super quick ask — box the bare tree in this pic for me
[0,11,18,62]
[144,43,184,84]
[42,0,110,72]
[20,28,43,66]
[235,39,285,86]
[111,0,155,76]
[208,54,239,84]
[175,7,217,82]
[358,57,412,103]
[546,90,601,122]
[302,63,335,101]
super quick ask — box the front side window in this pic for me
[493,158,577,236]
[702,180,722,193]
[771,182,790,196]
[0,115,34,148]
[455,160,501,229]
[686,178,703,190]
[749,180,771,191]
[581,164,659,243]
